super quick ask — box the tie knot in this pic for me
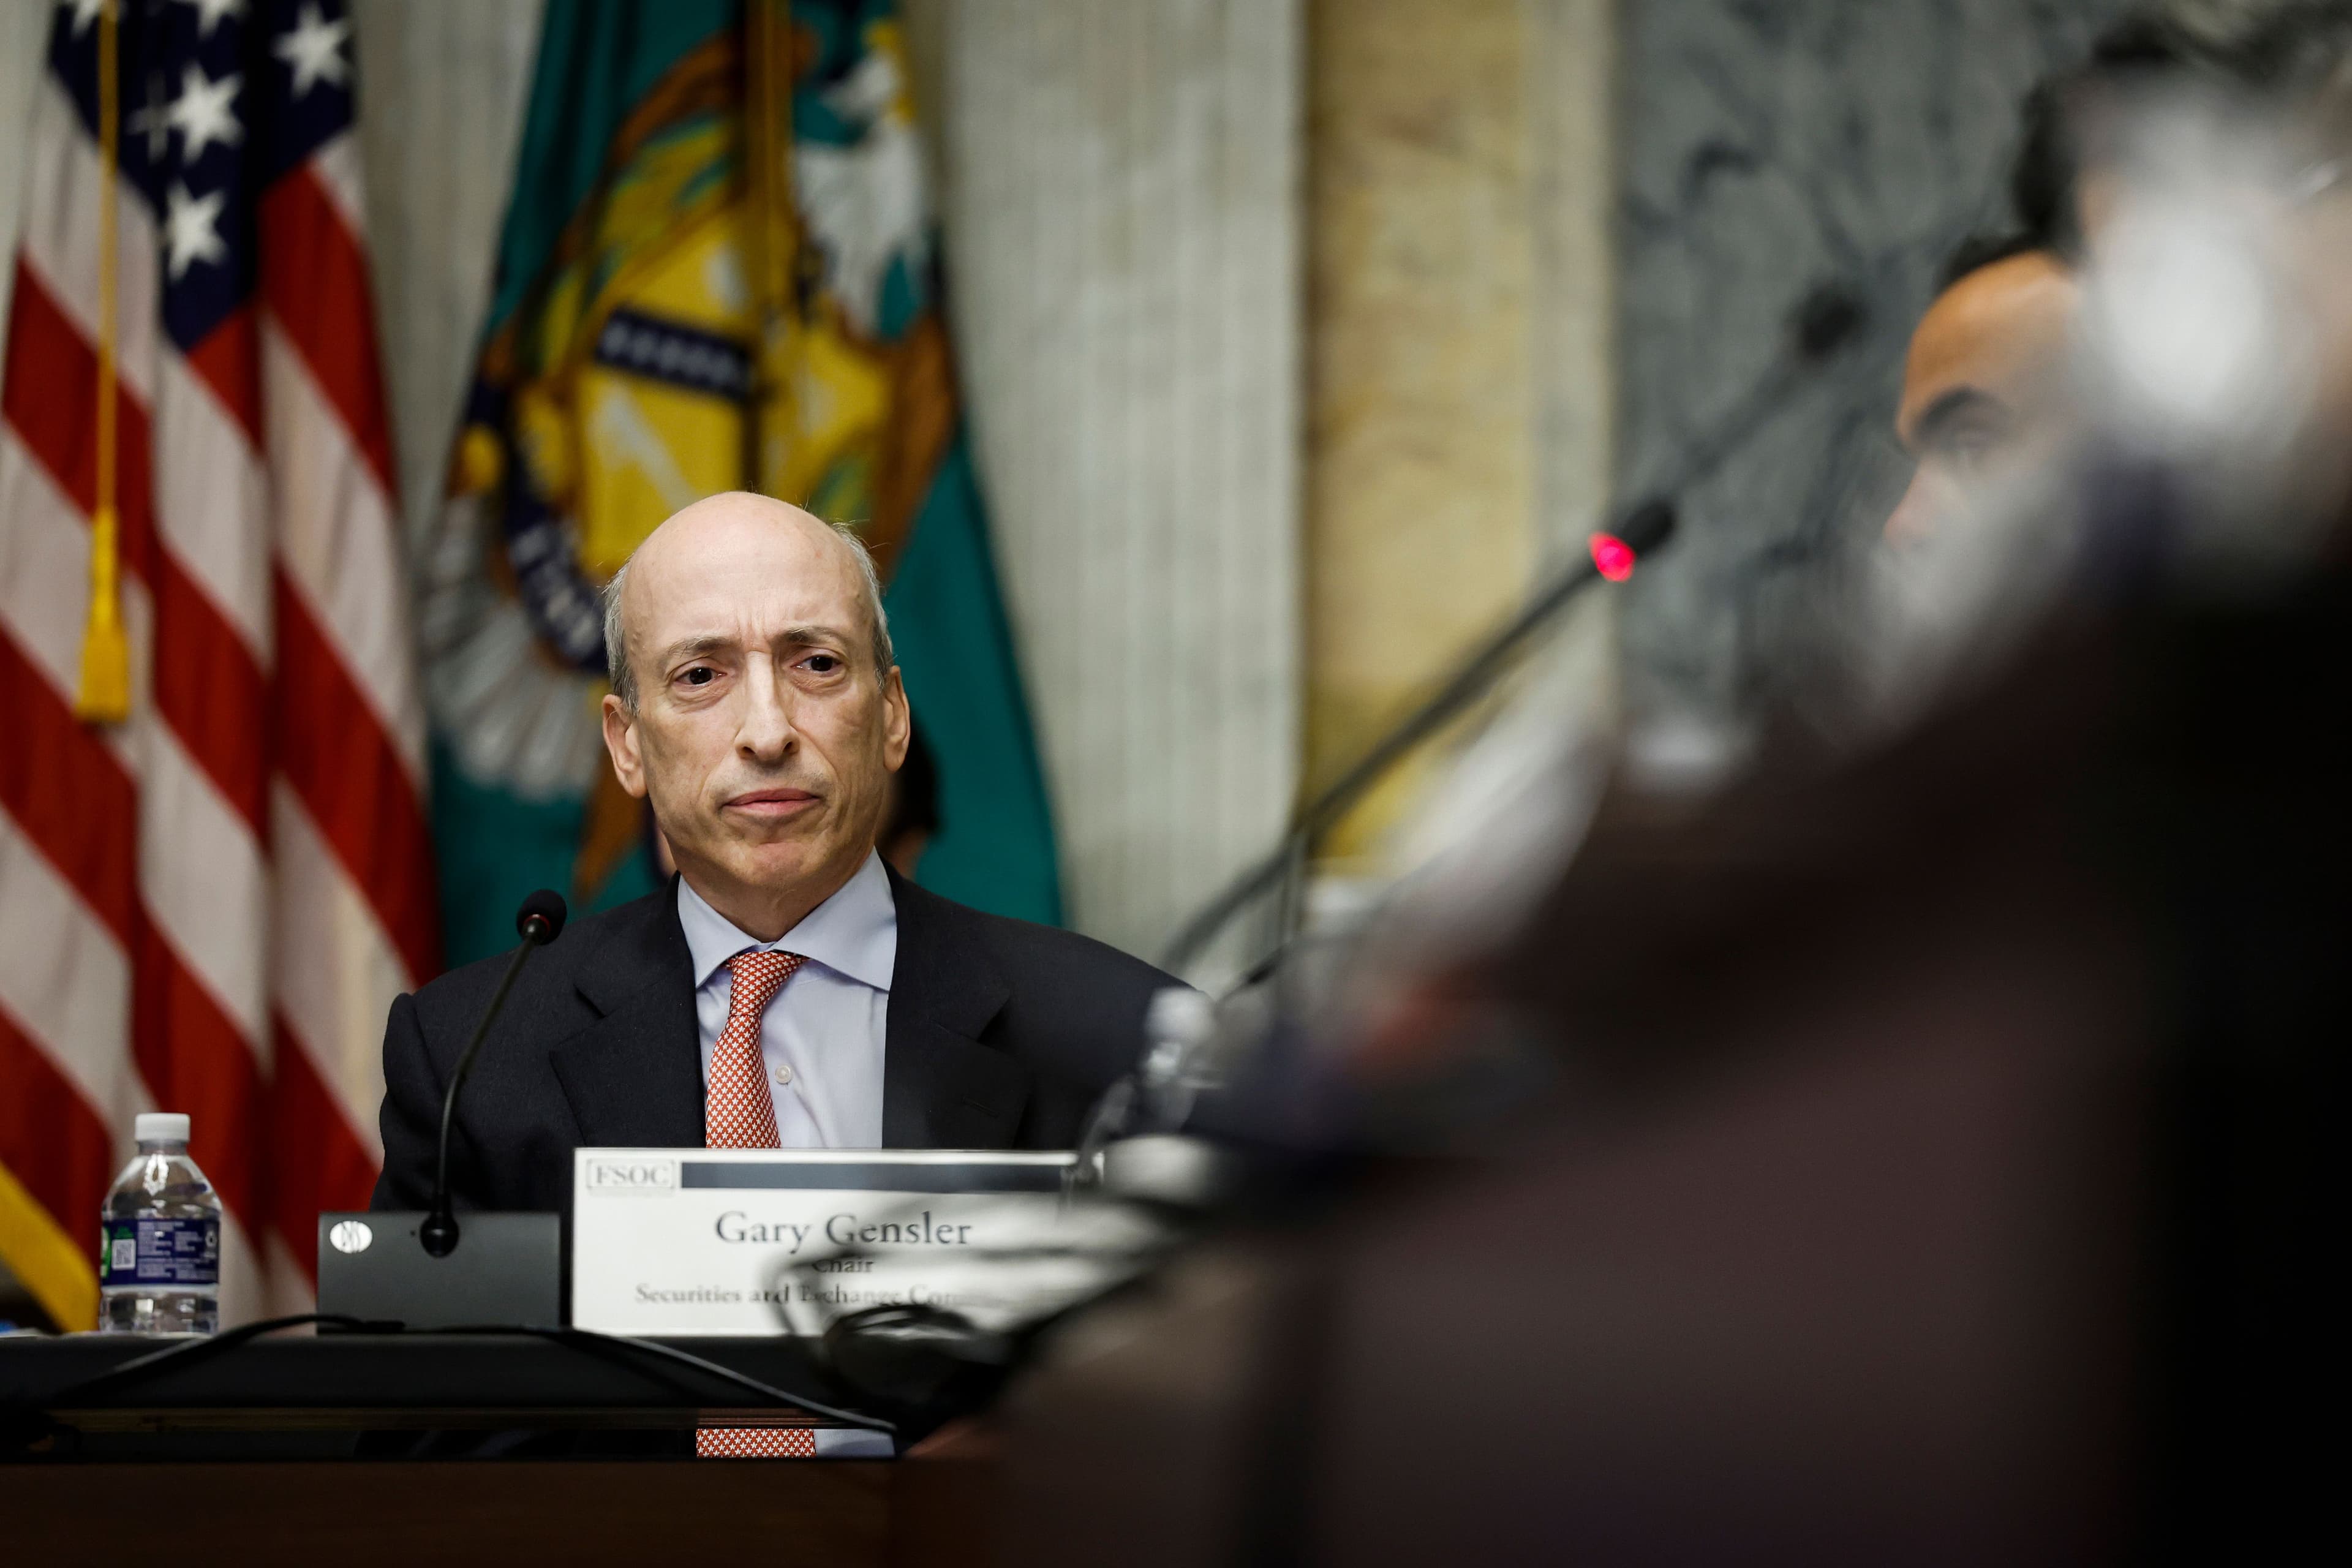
[726,949,804,1012]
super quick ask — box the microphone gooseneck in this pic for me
[1158,500,1678,976]
[421,889,568,1259]
[1158,277,1869,978]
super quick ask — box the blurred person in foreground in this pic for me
[374,492,1170,1216]
[1031,15,2352,1559]
[1033,200,2350,1568]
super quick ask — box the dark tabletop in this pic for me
[0,1332,895,1460]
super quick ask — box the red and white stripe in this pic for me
[0,74,437,1327]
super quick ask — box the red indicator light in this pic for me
[1589,532,1637,582]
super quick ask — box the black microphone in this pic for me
[1159,278,1868,976]
[1158,504,1676,976]
[418,890,567,1259]
[1791,281,1868,364]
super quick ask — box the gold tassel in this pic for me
[74,0,130,725]
[74,503,132,721]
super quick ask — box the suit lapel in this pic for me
[882,869,1028,1148]
[549,882,706,1148]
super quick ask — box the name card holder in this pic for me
[570,1148,1077,1337]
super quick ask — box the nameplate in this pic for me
[570,1148,1076,1336]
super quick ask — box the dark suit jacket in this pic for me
[372,868,1175,1213]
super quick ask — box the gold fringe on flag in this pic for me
[74,0,130,725]
[0,1159,97,1332]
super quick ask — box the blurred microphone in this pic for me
[419,890,567,1259]
[1159,499,1673,977]
[1669,279,1869,493]
[1792,281,1868,364]
[1159,281,1868,976]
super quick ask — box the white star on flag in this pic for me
[175,0,246,39]
[64,0,105,39]
[165,62,243,162]
[162,179,228,279]
[274,3,350,98]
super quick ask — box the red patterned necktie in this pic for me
[703,949,802,1150]
[698,948,816,1459]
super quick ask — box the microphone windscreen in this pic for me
[516,888,569,941]
[1789,282,1867,363]
[1615,499,1678,557]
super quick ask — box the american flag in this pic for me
[0,0,435,1327]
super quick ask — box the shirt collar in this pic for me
[676,850,897,994]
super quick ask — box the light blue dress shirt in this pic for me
[676,850,895,1150]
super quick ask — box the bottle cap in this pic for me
[134,1112,190,1144]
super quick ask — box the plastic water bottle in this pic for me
[98,1113,221,1336]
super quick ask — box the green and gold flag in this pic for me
[421,0,1060,962]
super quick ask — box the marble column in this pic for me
[1306,0,1618,867]
[918,0,1305,968]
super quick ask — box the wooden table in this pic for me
[0,1333,998,1566]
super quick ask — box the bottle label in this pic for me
[100,1218,221,1288]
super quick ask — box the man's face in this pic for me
[601,497,909,933]
[1886,250,2081,546]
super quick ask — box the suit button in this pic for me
[773,1064,793,1085]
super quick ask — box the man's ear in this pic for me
[881,667,911,771]
[601,693,648,798]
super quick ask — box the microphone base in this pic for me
[418,1208,459,1259]
[317,1211,563,1331]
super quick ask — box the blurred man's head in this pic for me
[1885,242,2082,546]
[600,492,909,940]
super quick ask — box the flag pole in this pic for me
[742,0,790,496]
[75,0,130,725]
